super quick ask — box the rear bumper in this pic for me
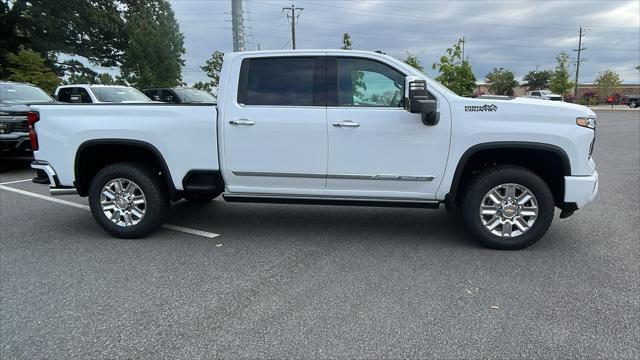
[31,160,78,195]
[564,169,598,209]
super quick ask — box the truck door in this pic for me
[325,57,450,199]
[222,56,328,195]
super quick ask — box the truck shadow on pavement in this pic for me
[167,199,480,249]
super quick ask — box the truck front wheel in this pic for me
[88,163,169,238]
[461,165,555,250]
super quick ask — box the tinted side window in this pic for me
[243,57,316,106]
[160,90,176,103]
[76,88,92,103]
[57,88,72,102]
[336,58,404,107]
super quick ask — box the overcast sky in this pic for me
[169,0,639,86]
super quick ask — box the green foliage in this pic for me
[636,65,640,71]
[11,0,127,68]
[5,49,60,93]
[1,2,30,78]
[97,73,126,85]
[432,38,476,96]
[594,69,622,98]
[62,60,98,84]
[201,50,224,89]
[403,51,424,72]
[342,33,352,50]
[484,67,518,96]
[549,52,573,95]
[193,81,212,92]
[523,70,552,90]
[120,0,185,88]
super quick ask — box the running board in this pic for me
[222,193,440,209]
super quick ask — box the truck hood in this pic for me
[462,96,596,118]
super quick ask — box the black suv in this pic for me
[1,82,55,162]
[142,87,216,104]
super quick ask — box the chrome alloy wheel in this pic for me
[100,178,146,227]
[479,183,538,237]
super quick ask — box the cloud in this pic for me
[169,0,640,86]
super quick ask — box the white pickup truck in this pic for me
[28,50,598,249]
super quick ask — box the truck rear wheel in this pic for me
[461,165,555,250]
[88,162,169,238]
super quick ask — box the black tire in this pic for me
[88,162,169,239]
[183,191,221,203]
[461,165,555,250]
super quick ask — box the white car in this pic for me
[54,85,153,103]
[529,90,563,101]
[29,50,598,249]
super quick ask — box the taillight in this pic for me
[27,111,39,151]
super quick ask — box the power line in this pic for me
[282,4,303,50]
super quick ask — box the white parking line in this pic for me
[0,178,34,185]
[0,184,220,239]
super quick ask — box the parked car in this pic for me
[529,90,563,101]
[625,93,639,108]
[28,50,598,249]
[143,87,216,103]
[54,85,153,103]
[0,81,55,163]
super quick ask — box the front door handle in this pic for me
[229,119,255,126]
[332,121,360,128]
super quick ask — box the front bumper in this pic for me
[0,135,33,160]
[564,169,598,209]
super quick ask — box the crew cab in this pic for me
[28,50,598,249]
[142,87,216,104]
[54,85,153,103]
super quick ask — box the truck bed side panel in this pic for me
[30,104,218,190]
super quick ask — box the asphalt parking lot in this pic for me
[1,111,638,359]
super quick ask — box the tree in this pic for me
[11,0,127,69]
[523,70,552,90]
[549,52,573,95]
[193,81,212,92]
[1,2,30,78]
[485,67,518,96]
[119,0,185,88]
[594,69,622,99]
[201,50,224,89]
[403,51,424,72]
[97,73,126,85]
[62,59,98,84]
[5,49,60,93]
[432,38,476,96]
[341,33,352,50]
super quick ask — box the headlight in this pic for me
[576,117,596,130]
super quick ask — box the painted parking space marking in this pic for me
[0,185,220,239]
[0,178,34,186]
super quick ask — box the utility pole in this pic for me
[461,36,465,60]
[573,27,586,96]
[283,4,303,49]
[231,0,246,52]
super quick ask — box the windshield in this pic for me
[90,86,152,102]
[0,83,54,103]
[173,88,216,103]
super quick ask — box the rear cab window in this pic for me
[237,57,324,106]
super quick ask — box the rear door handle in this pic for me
[332,121,360,128]
[229,119,255,126]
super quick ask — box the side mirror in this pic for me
[404,77,439,126]
[69,95,81,103]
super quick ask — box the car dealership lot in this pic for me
[1,111,638,359]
